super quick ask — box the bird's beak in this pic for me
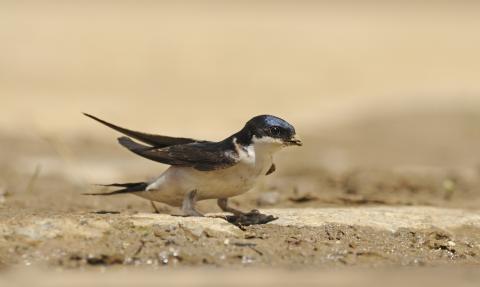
[287,135,303,146]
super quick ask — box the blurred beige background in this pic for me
[1,0,480,176]
[1,0,479,138]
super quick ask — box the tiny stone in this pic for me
[244,232,256,239]
[241,255,254,264]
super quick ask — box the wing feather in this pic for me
[118,137,238,171]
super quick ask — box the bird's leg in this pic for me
[217,198,246,216]
[150,201,160,214]
[217,198,277,226]
[181,190,204,217]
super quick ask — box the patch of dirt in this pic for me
[1,209,480,269]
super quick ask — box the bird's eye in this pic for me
[269,126,281,136]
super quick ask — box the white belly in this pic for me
[135,144,276,207]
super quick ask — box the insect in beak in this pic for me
[286,135,303,146]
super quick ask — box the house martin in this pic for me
[83,113,302,225]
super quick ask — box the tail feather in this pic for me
[84,182,148,196]
[82,112,197,148]
[97,182,147,188]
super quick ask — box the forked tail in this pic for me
[83,182,148,196]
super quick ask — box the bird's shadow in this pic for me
[90,209,278,230]
[91,210,121,215]
[219,210,278,229]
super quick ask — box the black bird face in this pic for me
[243,115,302,146]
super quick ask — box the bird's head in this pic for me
[238,115,302,147]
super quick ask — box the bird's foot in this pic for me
[179,190,204,217]
[225,209,278,227]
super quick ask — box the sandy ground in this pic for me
[2,0,480,285]
[2,207,480,268]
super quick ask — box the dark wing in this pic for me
[83,113,201,148]
[118,137,238,171]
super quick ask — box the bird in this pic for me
[83,113,302,224]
